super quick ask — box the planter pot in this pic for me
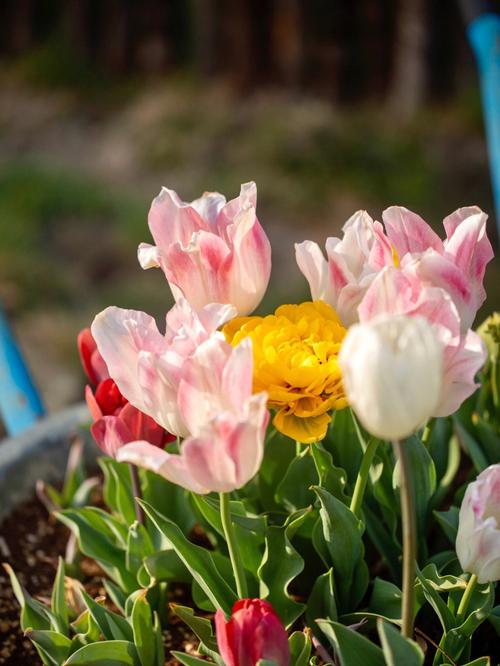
[0,403,97,520]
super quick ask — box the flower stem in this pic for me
[393,439,417,638]
[349,438,379,518]
[129,464,144,524]
[456,573,478,625]
[219,492,248,598]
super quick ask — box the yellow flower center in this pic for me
[224,301,348,444]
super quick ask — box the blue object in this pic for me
[467,12,500,236]
[0,307,45,436]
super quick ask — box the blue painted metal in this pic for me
[468,12,500,236]
[0,307,45,436]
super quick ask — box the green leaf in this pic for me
[275,450,317,512]
[362,503,400,582]
[140,468,195,538]
[64,640,141,665]
[431,433,460,508]
[103,580,127,614]
[71,477,100,509]
[190,494,265,578]
[258,508,310,627]
[312,486,368,611]
[143,549,191,585]
[489,605,500,637]
[81,589,133,641]
[3,563,53,631]
[70,609,101,649]
[25,629,72,666]
[288,631,312,666]
[427,418,453,482]
[369,578,402,622]
[453,416,488,473]
[139,500,236,613]
[377,619,424,666]
[323,409,364,486]
[415,567,455,633]
[171,653,214,666]
[434,506,459,544]
[153,612,165,666]
[310,442,349,504]
[474,414,500,465]
[316,619,385,666]
[306,569,337,637]
[257,430,296,511]
[393,436,436,542]
[126,521,155,577]
[170,604,219,657]
[99,458,136,525]
[56,507,136,592]
[131,590,155,666]
[51,557,69,635]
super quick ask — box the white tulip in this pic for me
[456,464,500,583]
[338,314,443,440]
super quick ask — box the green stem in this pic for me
[129,464,144,525]
[456,573,478,625]
[492,360,499,410]
[349,438,379,518]
[421,418,435,445]
[219,492,248,598]
[393,439,417,639]
[296,440,302,456]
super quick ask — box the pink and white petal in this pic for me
[91,307,166,411]
[295,240,332,303]
[117,441,208,494]
[148,187,207,249]
[222,338,255,416]
[340,210,376,274]
[442,206,484,238]
[358,267,413,321]
[219,181,258,230]
[181,427,239,493]
[337,280,374,326]
[435,331,486,416]
[91,416,134,458]
[383,206,443,256]
[197,302,238,334]
[137,242,162,269]
[369,220,395,269]
[190,191,227,229]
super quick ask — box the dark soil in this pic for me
[0,497,199,665]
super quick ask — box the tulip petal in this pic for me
[295,240,332,302]
[383,206,443,255]
[91,416,134,458]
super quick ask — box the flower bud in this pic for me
[338,314,443,440]
[477,312,500,363]
[456,464,500,583]
[215,599,290,666]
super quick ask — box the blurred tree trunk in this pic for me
[389,0,427,119]
[8,0,34,53]
[272,0,303,87]
[192,0,218,77]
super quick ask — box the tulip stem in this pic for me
[456,573,478,624]
[393,439,416,639]
[129,464,144,524]
[349,438,379,518]
[219,492,248,598]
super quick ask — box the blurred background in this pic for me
[0,0,498,414]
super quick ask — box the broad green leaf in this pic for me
[64,640,141,665]
[362,503,400,582]
[489,605,500,637]
[103,580,127,614]
[51,557,69,635]
[139,500,236,613]
[288,631,312,666]
[56,507,136,592]
[191,550,238,612]
[434,507,459,544]
[170,604,220,659]
[316,619,385,666]
[4,563,53,631]
[415,568,455,633]
[312,486,368,611]
[258,508,310,627]
[190,494,265,577]
[81,590,133,641]
[275,450,317,512]
[310,442,349,504]
[393,435,436,542]
[140,468,195,538]
[377,619,424,666]
[369,578,402,622]
[25,629,72,666]
[431,434,460,508]
[70,609,101,649]
[257,430,296,511]
[126,521,155,577]
[323,409,363,486]
[171,653,215,666]
[71,477,100,509]
[143,549,191,585]
[453,416,488,473]
[153,612,165,666]
[131,590,155,666]
[306,569,337,636]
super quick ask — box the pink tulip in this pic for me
[358,267,486,416]
[295,210,394,326]
[91,299,236,437]
[383,206,493,332]
[138,182,271,315]
[116,337,269,494]
[215,599,290,666]
[456,464,500,583]
[78,328,173,458]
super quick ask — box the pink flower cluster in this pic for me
[296,205,493,416]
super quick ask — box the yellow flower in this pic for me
[224,301,348,444]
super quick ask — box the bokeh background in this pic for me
[0,0,498,413]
